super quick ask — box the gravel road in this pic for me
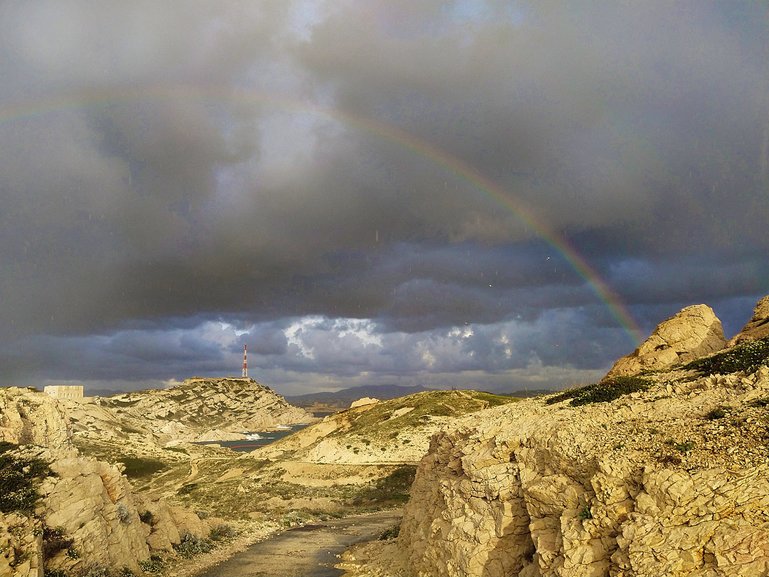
[195,510,402,577]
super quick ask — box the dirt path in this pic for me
[194,510,402,577]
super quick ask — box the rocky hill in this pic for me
[253,390,517,465]
[340,296,769,577]
[92,377,313,443]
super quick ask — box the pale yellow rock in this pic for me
[604,304,726,379]
[361,302,769,577]
[728,294,769,345]
[350,397,380,408]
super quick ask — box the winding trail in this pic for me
[196,510,402,577]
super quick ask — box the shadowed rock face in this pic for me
[729,295,769,346]
[603,304,726,380]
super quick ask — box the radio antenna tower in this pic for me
[242,344,248,378]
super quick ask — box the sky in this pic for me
[1,1,768,395]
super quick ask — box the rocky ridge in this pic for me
[252,390,518,466]
[341,297,769,577]
[90,377,313,443]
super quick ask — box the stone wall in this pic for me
[43,386,84,401]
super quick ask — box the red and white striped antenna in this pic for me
[242,344,248,378]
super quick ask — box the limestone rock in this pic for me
[604,304,726,379]
[40,455,212,575]
[0,513,43,577]
[349,299,769,577]
[350,397,380,409]
[729,295,769,345]
[0,388,73,456]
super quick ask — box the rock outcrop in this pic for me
[0,387,216,577]
[350,397,379,409]
[604,304,726,380]
[0,387,72,453]
[729,295,769,345]
[342,298,769,577]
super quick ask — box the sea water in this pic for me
[197,423,309,452]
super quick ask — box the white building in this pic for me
[44,385,84,400]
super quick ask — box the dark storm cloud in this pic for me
[0,1,767,390]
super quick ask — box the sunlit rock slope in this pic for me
[342,296,769,577]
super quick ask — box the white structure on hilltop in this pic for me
[242,344,248,378]
[44,385,84,400]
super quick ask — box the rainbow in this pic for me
[0,85,643,346]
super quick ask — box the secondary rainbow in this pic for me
[0,85,644,346]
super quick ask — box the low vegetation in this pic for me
[351,465,417,508]
[684,336,769,376]
[0,442,53,514]
[545,376,651,407]
[332,390,517,439]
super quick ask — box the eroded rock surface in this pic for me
[0,388,217,577]
[729,295,769,345]
[604,304,726,379]
[342,299,769,577]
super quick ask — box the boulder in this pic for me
[728,295,769,346]
[350,397,380,409]
[604,304,726,380]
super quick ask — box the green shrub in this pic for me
[139,510,154,525]
[82,564,110,577]
[674,441,694,454]
[116,503,131,524]
[379,524,400,540]
[352,465,417,506]
[685,337,769,376]
[177,483,198,495]
[209,524,237,542]
[139,555,165,574]
[0,448,53,513]
[545,376,651,407]
[173,533,213,558]
[578,505,593,520]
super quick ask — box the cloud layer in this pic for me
[1,1,767,393]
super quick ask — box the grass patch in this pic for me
[333,391,517,439]
[173,533,213,558]
[545,376,651,407]
[684,337,769,376]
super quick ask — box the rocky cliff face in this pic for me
[344,298,769,577]
[0,388,219,577]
